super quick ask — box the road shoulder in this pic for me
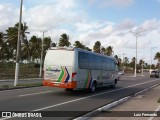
[90,85,160,120]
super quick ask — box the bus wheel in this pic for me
[65,88,73,91]
[90,82,96,92]
[111,79,117,88]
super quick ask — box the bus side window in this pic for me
[110,60,115,71]
[78,52,89,69]
[89,54,95,69]
[102,57,107,70]
[95,56,101,70]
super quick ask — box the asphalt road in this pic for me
[0,74,160,120]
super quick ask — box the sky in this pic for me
[0,0,160,64]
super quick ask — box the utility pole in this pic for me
[39,30,47,77]
[130,30,145,77]
[14,0,23,86]
[142,59,144,75]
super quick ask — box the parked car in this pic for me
[118,71,124,75]
[150,70,160,78]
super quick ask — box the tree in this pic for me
[130,57,136,69]
[74,41,85,49]
[5,22,29,61]
[43,37,52,59]
[21,37,30,62]
[114,55,121,68]
[74,41,92,51]
[105,46,113,56]
[93,41,101,53]
[85,47,92,51]
[123,57,129,67]
[5,24,19,60]
[114,55,119,61]
[118,58,122,69]
[29,35,41,62]
[124,57,129,64]
[58,33,70,47]
[100,46,105,55]
[0,32,3,61]
[154,52,160,69]
[51,42,56,47]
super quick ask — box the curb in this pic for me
[0,85,43,91]
[74,83,160,120]
[0,78,42,82]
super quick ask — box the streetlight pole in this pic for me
[14,0,23,86]
[135,35,138,77]
[130,30,145,77]
[142,59,144,75]
[39,31,47,77]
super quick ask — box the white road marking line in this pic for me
[19,91,53,97]
[148,105,160,120]
[32,79,160,112]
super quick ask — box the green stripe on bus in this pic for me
[57,67,64,82]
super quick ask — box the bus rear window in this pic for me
[44,50,74,66]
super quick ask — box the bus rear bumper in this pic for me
[43,80,77,89]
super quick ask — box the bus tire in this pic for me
[89,81,96,92]
[111,79,117,88]
[65,88,73,91]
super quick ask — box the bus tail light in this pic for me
[72,72,77,79]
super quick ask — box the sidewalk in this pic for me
[89,85,160,120]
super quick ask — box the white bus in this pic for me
[43,47,119,92]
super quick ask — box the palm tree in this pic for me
[93,41,101,53]
[114,55,121,68]
[29,36,41,62]
[154,52,160,69]
[58,33,70,47]
[105,46,113,56]
[20,23,31,62]
[6,24,19,60]
[130,57,136,69]
[114,55,119,61]
[0,32,3,61]
[21,38,30,62]
[85,47,92,51]
[43,37,52,59]
[100,46,105,54]
[74,41,85,49]
[5,22,29,61]
[124,57,129,64]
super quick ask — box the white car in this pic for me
[118,71,124,75]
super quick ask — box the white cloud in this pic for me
[116,19,135,31]
[24,0,84,31]
[138,19,160,32]
[0,3,19,32]
[89,0,134,8]
[75,21,114,32]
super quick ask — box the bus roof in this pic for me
[50,47,116,61]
